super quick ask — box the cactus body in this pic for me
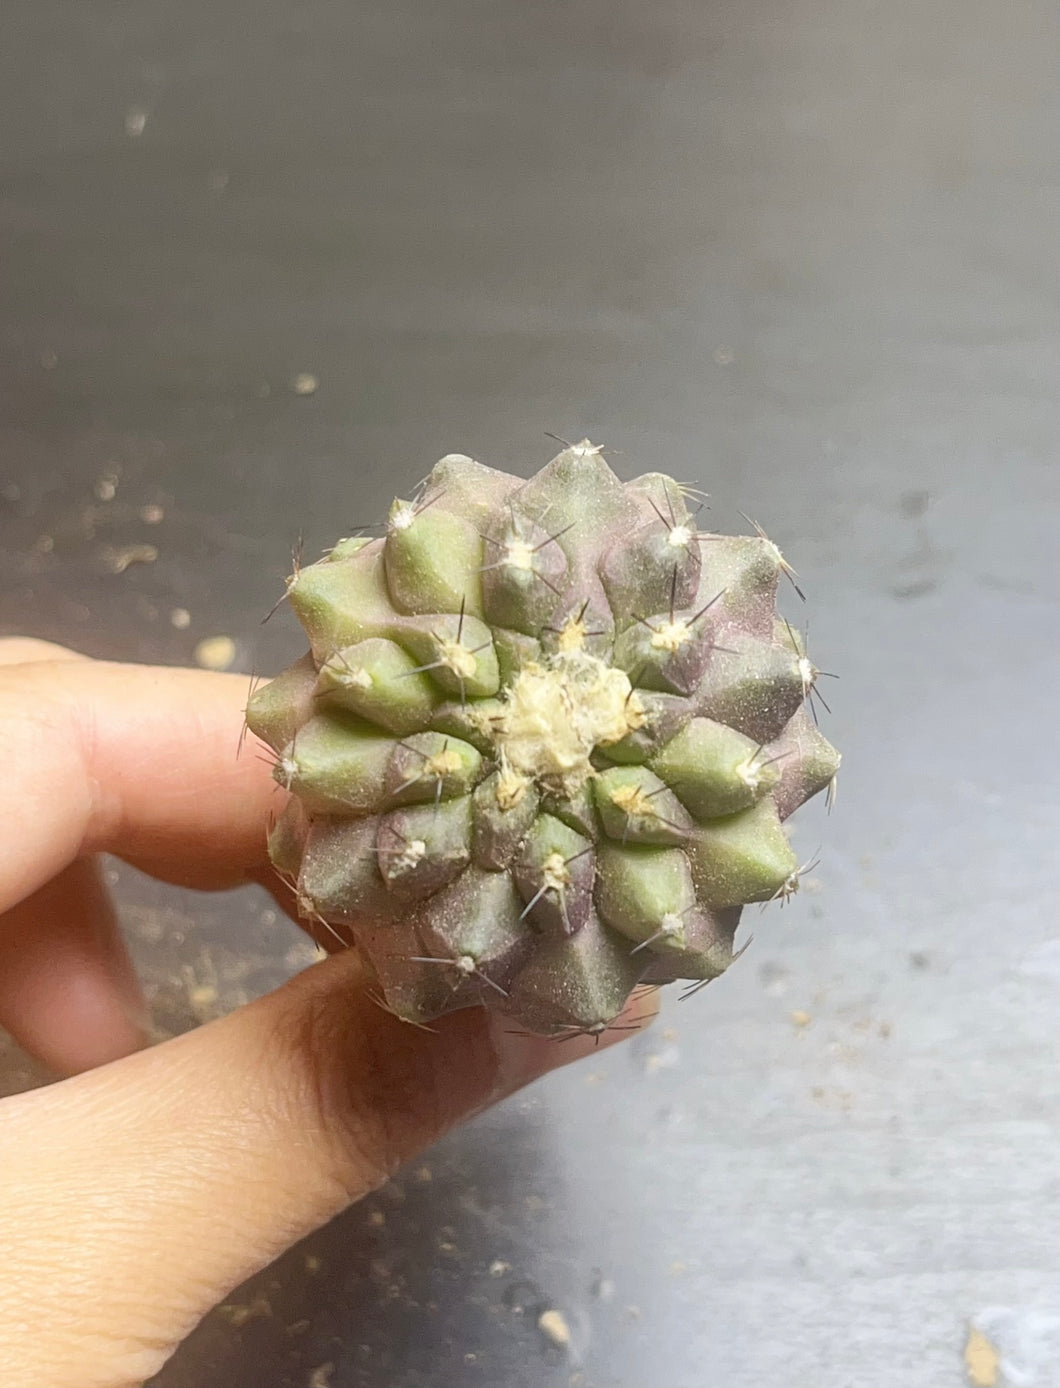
[250,441,840,1035]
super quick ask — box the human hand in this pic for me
[0,639,653,1388]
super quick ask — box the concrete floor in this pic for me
[1,2,1057,1385]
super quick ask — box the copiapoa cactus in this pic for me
[247,440,840,1037]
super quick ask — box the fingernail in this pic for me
[46,971,151,1075]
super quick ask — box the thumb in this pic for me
[0,946,654,1388]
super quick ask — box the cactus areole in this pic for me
[247,440,840,1036]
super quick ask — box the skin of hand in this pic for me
[0,638,655,1388]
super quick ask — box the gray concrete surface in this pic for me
[1,2,1057,1385]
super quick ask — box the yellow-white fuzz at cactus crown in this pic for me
[477,649,644,797]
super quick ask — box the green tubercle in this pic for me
[283,713,395,814]
[246,653,318,753]
[384,498,485,618]
[316,638,439,735]
[376,795,473,901]
[287,542,393,658]
[686,797,799,908]
[592,765,692,845]
[649,717,780,820]
[594,843,697,951]
[384,731,483,807]
[397,613,501,699]
[512,813,594,936]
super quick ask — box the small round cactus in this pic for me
[248,440,840,1036]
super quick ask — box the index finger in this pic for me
[0,657,282,912]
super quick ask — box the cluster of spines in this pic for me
[247,441,840,1036]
